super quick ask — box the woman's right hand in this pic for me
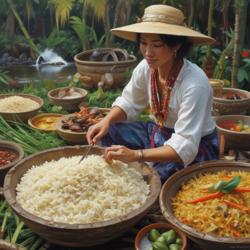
[86,119,110,145]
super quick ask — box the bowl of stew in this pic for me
[215,115,250,150]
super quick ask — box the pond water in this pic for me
[2,63,77,84]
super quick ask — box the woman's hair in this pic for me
[136,33,193,59]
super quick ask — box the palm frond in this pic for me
[70,16,88,49]
[54,0,74,27]
[81,0,106,20]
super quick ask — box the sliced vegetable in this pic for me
[187,192,224,204]
[234,187,250,193]
[223,200,250,213]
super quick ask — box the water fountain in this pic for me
[1,49,75,85]
[35,49,67,67]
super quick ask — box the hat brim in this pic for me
[111,22,215,45]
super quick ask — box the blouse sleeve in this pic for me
[112,60,149,120]
[164,84,212,166]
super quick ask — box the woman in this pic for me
[86,4,219,182]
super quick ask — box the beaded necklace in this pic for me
[150,59,183,128]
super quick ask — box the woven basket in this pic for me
[213,88,250,115]
[74,48,137,89]
[4,146,161,247]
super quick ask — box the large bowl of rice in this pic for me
[0,94,43,122]
[160,160,250,250]
[4,145,161,247]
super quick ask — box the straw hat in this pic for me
[111,5,215,45]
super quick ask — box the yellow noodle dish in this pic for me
[172,170,250,238]
[28,113,63,131]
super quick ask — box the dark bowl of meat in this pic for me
[0,140,24,186]
[55,107,110,144]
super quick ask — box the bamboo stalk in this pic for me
[6,0,40,56]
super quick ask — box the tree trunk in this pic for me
[187,0,194,27]
[202,0,214,78]
[5,12,15,38]
[231,0,248,88]
[6,0,40,56]
[104,1,110,47]
[222,0,231,46]
[111,0,132,43]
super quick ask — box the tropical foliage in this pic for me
[0,0,249,88]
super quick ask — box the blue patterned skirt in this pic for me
[101,121,219,183]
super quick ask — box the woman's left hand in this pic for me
[104,145,139,163]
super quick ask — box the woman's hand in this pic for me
[86,119,110,144]
[104,145,139,163]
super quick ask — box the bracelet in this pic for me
[138,149,144,163]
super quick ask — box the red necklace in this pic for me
[150,59,183,127]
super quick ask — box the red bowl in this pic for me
[135,222,187,250]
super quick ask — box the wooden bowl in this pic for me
[215,115,250,151]
[213,88,250,115]
[159,160,250,250]
[135,222,187,250]
[55,108,110,145]
[47,87,88,112]
[0,140,24,186]
[0,94,43,122]
[28,113,63,132]
[4,145,161,247]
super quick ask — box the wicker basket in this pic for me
[74,48,137,89]
[159,160,250,250]
[213,88,250,115]
[4,146,161,247]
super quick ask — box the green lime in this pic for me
[148,229,161,242]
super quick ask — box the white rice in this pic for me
[16,155,150,224]
[0,96,40,113]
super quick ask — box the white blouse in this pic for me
[112,59,216,166]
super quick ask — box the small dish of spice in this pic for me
[0,148,18,167]
[0,140,24,186]
[28,113,64,132]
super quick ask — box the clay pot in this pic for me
[213,88,250,115]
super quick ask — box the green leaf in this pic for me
[237,68,248,82]
[221,176,241,193]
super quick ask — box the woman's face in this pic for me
[139,33,175,69]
